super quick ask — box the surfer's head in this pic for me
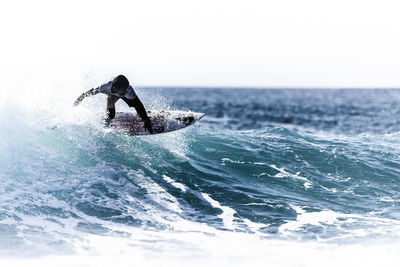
[111,75,129,94]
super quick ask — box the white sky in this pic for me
[1,0,400,87]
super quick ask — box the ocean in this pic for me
[1,87,400,266]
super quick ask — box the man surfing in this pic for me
[73,75,153,134]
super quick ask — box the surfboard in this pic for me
[109,110,205,135]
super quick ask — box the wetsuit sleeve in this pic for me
[96,81,113,95]
[73,88,99,106]
[121,97,150,121]
[105,96,119,124]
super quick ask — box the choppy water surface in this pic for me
[1,88,400,266]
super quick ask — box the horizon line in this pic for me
[137,85,400,90]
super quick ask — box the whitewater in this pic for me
[1,83,400,266]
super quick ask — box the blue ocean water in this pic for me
[1,88,400,265]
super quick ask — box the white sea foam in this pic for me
[221,158,246,165]
[280,205,400,241]
[129,170,183,214]
[270,164,313,189]
[201,193,269,232]
[2,228,400,267]
[162,175,187,192]
[202,193,236,230]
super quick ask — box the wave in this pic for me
[1,88,400,261]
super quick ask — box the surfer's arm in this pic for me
[105,96,119,125]
[122,97,150,121]
[122,97,154,134]
[73,88,99,106]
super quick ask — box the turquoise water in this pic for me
[1,88,400,264]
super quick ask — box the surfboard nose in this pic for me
[192,112,205,121]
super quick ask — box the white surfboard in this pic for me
[109,110,205,135]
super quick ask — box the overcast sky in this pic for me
[1,0,400,88]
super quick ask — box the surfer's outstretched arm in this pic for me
[73,88,98,106]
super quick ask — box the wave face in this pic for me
[1,88,400,264]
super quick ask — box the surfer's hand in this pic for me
[144,118,153,134]
[104,117,112,127]
[73,96,83,107]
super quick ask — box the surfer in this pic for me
[73,75,153,134]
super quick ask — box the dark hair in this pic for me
[112,75,129,89]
